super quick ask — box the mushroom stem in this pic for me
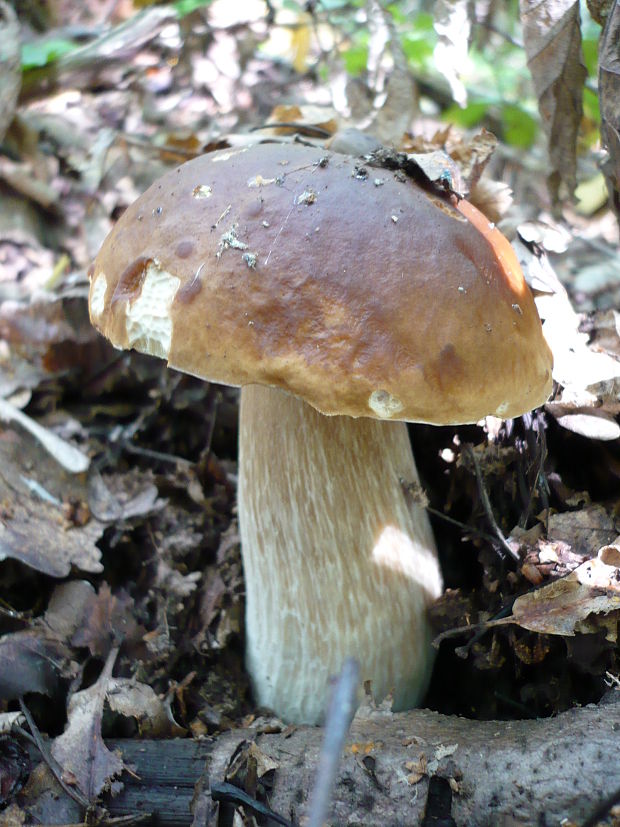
[238,384,443,725]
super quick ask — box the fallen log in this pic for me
[104,692,620,826]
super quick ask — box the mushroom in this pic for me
[89,143,552,724]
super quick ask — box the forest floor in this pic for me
[0,2,619,826]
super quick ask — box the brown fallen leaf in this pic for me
[259,104,339,138]
[0,431,102,577]
[446,128,498,193]
[51,648,125,803]
[575,551,620,591]
[225,740,280,801]
[535,284,620,440]
[599,537,620,568]
[69,583,145,658]
[0,2,20,144]
[43,580,98,642]
[511,572,620,639]
[547,504,617,558]
[106,678,187,738]
[87,468,166,523]
[520,0,587,203]
[598,1,620,216]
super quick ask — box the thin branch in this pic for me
[17,700,90,810]
[306,658,360,827]
[463,444,519,561]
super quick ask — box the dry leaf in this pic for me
[534,283,620,440]
[51,649,124,802]
[0,2,21,144]
[371,67,418,146]
[404,753,427,784]
[106,678,187,737]
[547,505,616,557]
[553,411,620,440]
[0,432,102,577]
[70,583,144,658]
[520,0,587,202]
[261,104,338,138]
[598,1,620,215]
[447,129,498,192]
[87,469,165,523]
[43,580,98,641]
[511,575,620,638]
[599,537,620,568]
[575,552,620,591]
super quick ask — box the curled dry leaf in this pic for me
[406,150,465,196]
[599,537,620,568]
[447,129,498,193]
[43,580,98,642]
[598,1,620,214]
[511,571,620,640]
[547,504,617,557]
[371,66,418,147]
[106,678,187,738]
[51,649,124,803]
[226,741,280,791]
[0,430,102,577]
[401,128,506,218]
[534,275,620,440]
[575,552,620,590]
[69,583,144,658]
[0,1,20,144]
[520,0,587,203]
[87,469,165,523]
[260,104,339,138]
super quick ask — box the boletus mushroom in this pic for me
[89,142,552,724]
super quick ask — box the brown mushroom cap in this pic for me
[89,142,552,424]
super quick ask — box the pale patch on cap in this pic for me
[125,261,180,360]
[90,272,108,320]
[368,390,404,419]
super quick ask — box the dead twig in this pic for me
[17,699,90,810]
[306,657,360,827]
[210,782,293,827]
[463,443,519,561]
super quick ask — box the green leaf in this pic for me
[581,38,598,78]
[173,0,213,18]
[318,0,362,9]
[501,104,538,148]
[21,38,76,70]
[401,33,434,66]
[399,13,435,68]
[342,43,368,76]
[442,101,489,128]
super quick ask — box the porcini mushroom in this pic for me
[89,143,552,724]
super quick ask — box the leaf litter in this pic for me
[0,1,619,823]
